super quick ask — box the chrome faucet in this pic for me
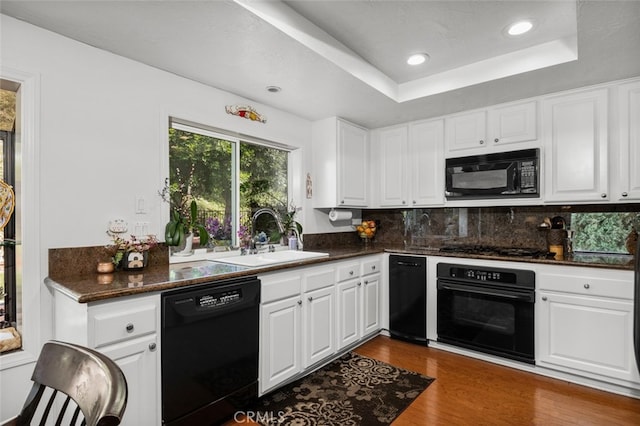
[251,208,286,242]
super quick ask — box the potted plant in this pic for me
[160,174,209,253]
[165,199,209,251]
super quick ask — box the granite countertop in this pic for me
[385,246,635,270]
[45,247,384,304]
[46,244,634,304]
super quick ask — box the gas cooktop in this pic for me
[438,245,549,258]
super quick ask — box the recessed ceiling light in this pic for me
[407,53,429,66]
[507,20,533,36]
[266,85,281,93]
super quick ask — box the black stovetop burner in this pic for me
[439,245,548,258]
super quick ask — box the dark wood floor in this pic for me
[354,336,640,425]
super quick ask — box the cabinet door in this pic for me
[337,120,368,207]
[260,296,302,394]
[618,80,640,201]
[537,291,639,384]
[303,286,335,368]
[378,126,409,207]
[101,335,159,426]
[361,274,380,337]
[336,279,361,350]
[409,119,445,206]
[543,89,609,202]
[445,111,487,152]
[489,101,537,146]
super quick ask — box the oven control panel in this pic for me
[453,268,503,282]
[437,263,535,289]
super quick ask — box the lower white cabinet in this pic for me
[259,256,382,395]
[536,266,640,386]
[336,258,381,350]
[52,291,160,426]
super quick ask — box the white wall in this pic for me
[0,14,324,420]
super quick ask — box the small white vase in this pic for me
[173,233,194,256]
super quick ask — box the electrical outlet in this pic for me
[108,219,128,234]
[134,221,150,236]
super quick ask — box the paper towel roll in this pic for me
[329,209,352,222]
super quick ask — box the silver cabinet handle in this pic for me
[622,192,628,197]
[308,296,313,302]
[479,140,485,144]
[357,282,362,286]
[584,283,590,289]
[349,270,354,276]
[601,193,607,198]
[126,323,134,333]
[372,265,376,270]
[297,300,302,306]
[412,200,416,204]
[402,200,406,204]
[148,343,157,351]
[494,138,499,143]
[541,296,548,301]
[340,200,345,204]
[364,280,369,285]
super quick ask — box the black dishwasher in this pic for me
[389,255,427,344]
[161,276,260,425]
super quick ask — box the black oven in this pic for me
[445,148,539,199]
[437,263,535,364]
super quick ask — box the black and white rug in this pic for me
[255,352,434,425]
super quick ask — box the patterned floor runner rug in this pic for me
[255,352,434,425]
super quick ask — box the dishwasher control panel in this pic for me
[197,289,242,308]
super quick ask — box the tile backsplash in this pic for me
[305,204,640,252]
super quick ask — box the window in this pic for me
[1,84,21,352]
[168,120,290,247]
[571,212,640,254]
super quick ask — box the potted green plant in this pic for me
[160,175,209,253]
[165,199,209,250]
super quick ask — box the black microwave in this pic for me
[445,148,539,200]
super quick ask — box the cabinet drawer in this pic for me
[303,267,335,293]
[337,262,360,282]
[90,300,158,348]
[361,258,381,276]
[537,272,632,299]
[260,271,302,303]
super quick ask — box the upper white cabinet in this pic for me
[445,101,537,155]
[410,120,445,206]
[312,117,369,208]
[375,119,444,207]
[617,80,640,201]
[377,125,409,207]
[543,88,609,203]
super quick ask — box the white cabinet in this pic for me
[543,88,609,203]
[536,266,640,386]
[335,257,381,350]
[617,80,640,201]
[259,265,336,394]
[312,117,369,208]
[377,126,409,207]
[445,101,537,155]
[52,292,160,426]
[376,119,444,207]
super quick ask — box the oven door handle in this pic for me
[438,281,534,302]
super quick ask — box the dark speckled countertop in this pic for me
[46,244,633,304]
[45,247,384,303]
[384,246,635,270]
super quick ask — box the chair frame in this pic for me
[7,340,127,426]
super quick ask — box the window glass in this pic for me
[169,121,289,247]
[571,212,640,254]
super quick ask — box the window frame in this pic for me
[0,67,42,369]
[165,117,296,249]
